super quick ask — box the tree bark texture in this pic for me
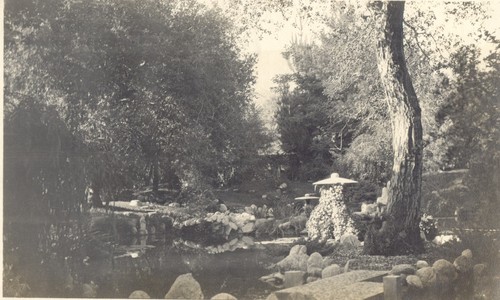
[364,1,424,255]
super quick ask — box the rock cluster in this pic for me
[276,245,309,272]
[155,273,237,300]
[262,244,350,288]
[397,249,489,299]
[107,200,278,244]
[174,236,257,254]
[173,204,275,241]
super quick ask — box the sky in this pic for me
[246,25,297,120]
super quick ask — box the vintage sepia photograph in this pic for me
[4,0,500,299]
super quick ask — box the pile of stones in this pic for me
[260,241,360,289]
[389,249,491,299]
[175,205,275,241]
[128,273,236,299]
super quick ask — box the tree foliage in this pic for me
[273,72,332,180]
[5,0,267,200]
[272,2,499,183]
[267,1,499,254]
[436,45,500,169]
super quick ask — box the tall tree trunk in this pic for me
[364,1,424,255]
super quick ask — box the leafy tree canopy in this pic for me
[5,0,268,200]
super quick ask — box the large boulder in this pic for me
[416,260,429,269]
[241,222,255,233]
[416,267,437,289]
[129,290,150,298]
[390,264,416,276]
[433,259,457,286]
[307,252,323,276]
[322,264,342,278]
[277,252,308,272]
[289,245,307,256]
[219,204,228,213]
[211,293,237,300]
[164,273,204,299]
[461,249,473,259]
[406,275,423,289]
[454,255,473,273]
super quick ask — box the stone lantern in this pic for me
[306,173,358,242]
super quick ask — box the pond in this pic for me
[5,207,298,298]
[80,235,285,299]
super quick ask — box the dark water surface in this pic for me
[84,237,280,299]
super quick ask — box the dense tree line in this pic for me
[274,3,499,184]
[5,0,269,205]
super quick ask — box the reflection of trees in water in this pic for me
[2,101,272,298]
[79,239,274,299]
[4,101,88,297]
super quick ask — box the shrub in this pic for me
[270,194,301,220]
[254,219,283,239]
[244,204,274,219]
[420,214,438,241]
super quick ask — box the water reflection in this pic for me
[85,234,276,299]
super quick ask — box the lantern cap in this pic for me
[294,193,320,201]
[313,173,358,186]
